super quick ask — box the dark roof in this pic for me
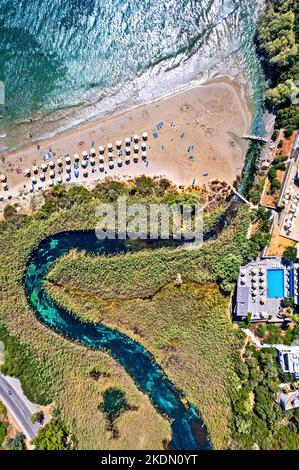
[236,285,250,317]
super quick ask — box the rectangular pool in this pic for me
[267,269,285,298]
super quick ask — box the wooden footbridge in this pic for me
[242,135,268,144]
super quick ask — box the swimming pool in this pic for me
[267,269,285,298]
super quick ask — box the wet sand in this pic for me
[0,75,251,204]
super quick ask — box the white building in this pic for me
[275,345,299,379]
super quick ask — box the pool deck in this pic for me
[235,257,296,323]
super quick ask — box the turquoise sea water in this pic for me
[0,0,264,151]
[25,232,211,450]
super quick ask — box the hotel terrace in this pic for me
[235,257,299,323]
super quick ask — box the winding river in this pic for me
[23,141,264,450]
[24,231,211,450]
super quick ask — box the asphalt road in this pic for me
[0,375,40,441]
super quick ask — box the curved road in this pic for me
[0,375,41,441]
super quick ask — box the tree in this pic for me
[4,433,25,450]
[31,410,44,425]
[283,246,298,262]
[32,419,68,450]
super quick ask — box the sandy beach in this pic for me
[0,76,251,207]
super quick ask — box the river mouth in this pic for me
[24,232,212,450]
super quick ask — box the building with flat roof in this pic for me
[275,345,299,379]
[235,257,299,322]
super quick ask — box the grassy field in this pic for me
[45,200,258,448]
[0,178,261,449]
[0,193,171,449]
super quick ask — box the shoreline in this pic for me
[0,75,252,212]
